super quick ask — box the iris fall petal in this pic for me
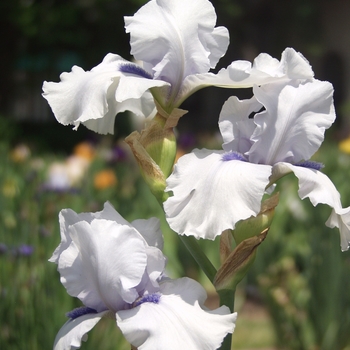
[53,311,108,350]
[116,278,237,350]
[274,162,350,251]
[164,149,272,239]
[42,54,166,134]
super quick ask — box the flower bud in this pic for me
[214,194,279,291]
[125,111,180,203]
[233,193,279,245]
[214,229,269,291]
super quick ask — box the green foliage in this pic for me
[0,134,170,349]
[247,141,350,350]
[1,123,350,349]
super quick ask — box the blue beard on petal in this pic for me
[295,160,324,171]
[133,292,162,308]
[119,63,153,79]
[66,306,98,320]
[221,151,248,162]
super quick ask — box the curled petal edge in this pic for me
[272,162,350,251]
[54,310,110,350]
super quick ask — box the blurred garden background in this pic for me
[1,0,350,349]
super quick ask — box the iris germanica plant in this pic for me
[51,203,236,349]
[164,79,350,251]
[43,0,350,349]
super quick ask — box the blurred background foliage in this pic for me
[1,0,350,349]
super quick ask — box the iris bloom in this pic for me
[42,0,313,134]
[164,79,350,251]
[50,202,236,350]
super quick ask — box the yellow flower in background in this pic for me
[10,144,31,162]
[2,178,19,198]
[94,169,117,190]
[73,142,95,161]
[339,137,350,154]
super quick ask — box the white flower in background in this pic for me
[42,0,313,134]
[51,202,236,350]
[44,156,90,191]
[164,79,350,251]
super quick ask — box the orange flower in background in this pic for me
[339,137,350,154]
[94,170,117,190]
[73,142,95,161]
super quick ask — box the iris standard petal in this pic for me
[116,278,237,350]
[252,47,314,79]
[274,162,350,251]
[164,149,272,239]
[125,0,228,85]
[131,217,164,250]
[180,47,314,104]
[140,246,167,292]
[49,202,129,264]
[53,310,108,350]
[249,80,335,165]
[219,95,262,154]
[58,219,147,312]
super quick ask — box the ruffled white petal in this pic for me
[139,246,167,293]
[219,95,261,154]
[49,202,128,263]
[58,219,147,312]
[42,54,166,134]
[116,278,237,350]
[131,217,164,250]
[326,208,350,252]
[164,149,272,239]
[274,162,350,251]
[179,47,314,105]
[253,47,313,80]
[53,311,108,350]
[125,0,228,85]
[249,80,335,165]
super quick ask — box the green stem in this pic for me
[218,288,236,350]
[179,235,217,283]
[155,196,217,283]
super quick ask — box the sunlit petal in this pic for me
[274,162,350,251]
[179,47,314,104]
[116,278,237,350]
[164,149,272,239]
[43,54,166,134]
[125,0,229,86]
[248,80,335,164]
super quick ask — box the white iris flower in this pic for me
[164,79,350,252]
[42,0,313,134]
[50,202,236,350]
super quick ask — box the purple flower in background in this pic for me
[17,245,34,256]
[0,243,8,254]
